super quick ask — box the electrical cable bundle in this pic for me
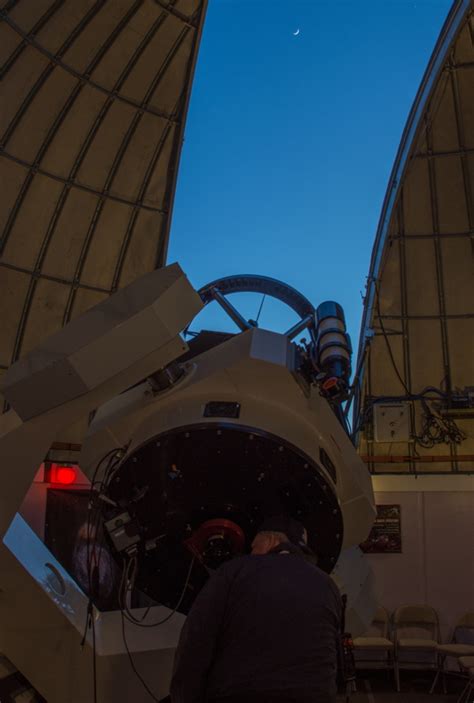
[352,388,450,441]
[118,552,195,702]
[81,447,125,703]
[351,280,466,451]
[352,390,466,455]
[414,399,466,449]
[119,553,195,628]
[82,446,196,702]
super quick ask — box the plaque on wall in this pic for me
[360,504,402,553]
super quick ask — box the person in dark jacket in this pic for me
[170,516,342,703]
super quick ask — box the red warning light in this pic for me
[49,464,77,485]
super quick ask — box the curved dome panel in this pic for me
[354,0,474,473]
[0,0,207,380]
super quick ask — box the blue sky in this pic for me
[168,0,452,350]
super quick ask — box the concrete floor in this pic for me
[337,670,471,703]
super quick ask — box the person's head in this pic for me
[251,530,288,555]
[251,516,308,555]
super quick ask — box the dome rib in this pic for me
[354,0,474,474]
[0,0,207,384]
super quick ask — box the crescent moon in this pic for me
[293,29,300,36]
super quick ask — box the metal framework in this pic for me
[354,0,474,474]
[0,0,207,383]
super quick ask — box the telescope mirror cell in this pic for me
[104,424,343,612]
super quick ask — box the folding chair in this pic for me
[457,656,474,703]
[392,604,440,692]
[430,611,474,694]
[353,606,395,687]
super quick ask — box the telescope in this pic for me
[0,264,376,702]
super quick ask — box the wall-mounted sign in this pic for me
[360,504,402,553]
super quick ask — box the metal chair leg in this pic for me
[468,682,474,703]
[394,656,401,692]
[430,669,440,694]
[456,681,470,703]
[465,682,473,703]
[430,654,445,694]
[388,651,396,690]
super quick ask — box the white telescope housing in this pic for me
[0,264,376,702]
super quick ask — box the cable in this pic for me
[123,556,153,623]
[80,446,126,702]
[343,334,373,420]
[351,389,466,449]
[83,446,195,701]
[351,389,451,442]
[119,553,159,703]
[373,280,410,395]
[91,605,97,703]
[120,609,161,702]
[120,554,196,628]
[350,279,451,438]
[413,398,466,449]
[346,280,419,428]
[80,602,97,703]
[86,450,122,600]
[118,555,196,701]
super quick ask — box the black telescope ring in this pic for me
[194,274,317,343]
